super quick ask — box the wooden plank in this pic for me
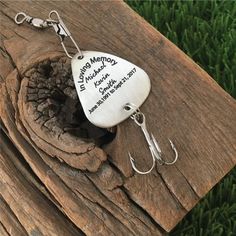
[0,195,28,236]
[0,131,84,236]
[0,0,235,234]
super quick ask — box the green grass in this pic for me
[126,1,236,235]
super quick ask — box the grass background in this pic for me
[126,1,236,235]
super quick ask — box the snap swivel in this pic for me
[124,104,178,175]
[14,10,83,59]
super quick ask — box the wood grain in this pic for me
[0,1,235,235]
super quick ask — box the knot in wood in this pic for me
[19,56,114,171]
[24,57,111,142]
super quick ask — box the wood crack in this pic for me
[84,174,135,235]
[1,44,16,71]
[0,9,15,23]
[1,131,65,212]
[0,195,28,236]
[174,165,201,199]
[0,222,10,236]
[121,186,165,234]
[13,31,29,42]
[74,188,127,236]
[156,169,188,213]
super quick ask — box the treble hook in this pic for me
[124,104,178,175]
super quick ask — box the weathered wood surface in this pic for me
[0,1,236,235]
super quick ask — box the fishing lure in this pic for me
[15,10,178,174]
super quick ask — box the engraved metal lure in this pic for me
[14,10,178,175]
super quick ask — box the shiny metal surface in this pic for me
[71,51,151,128]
